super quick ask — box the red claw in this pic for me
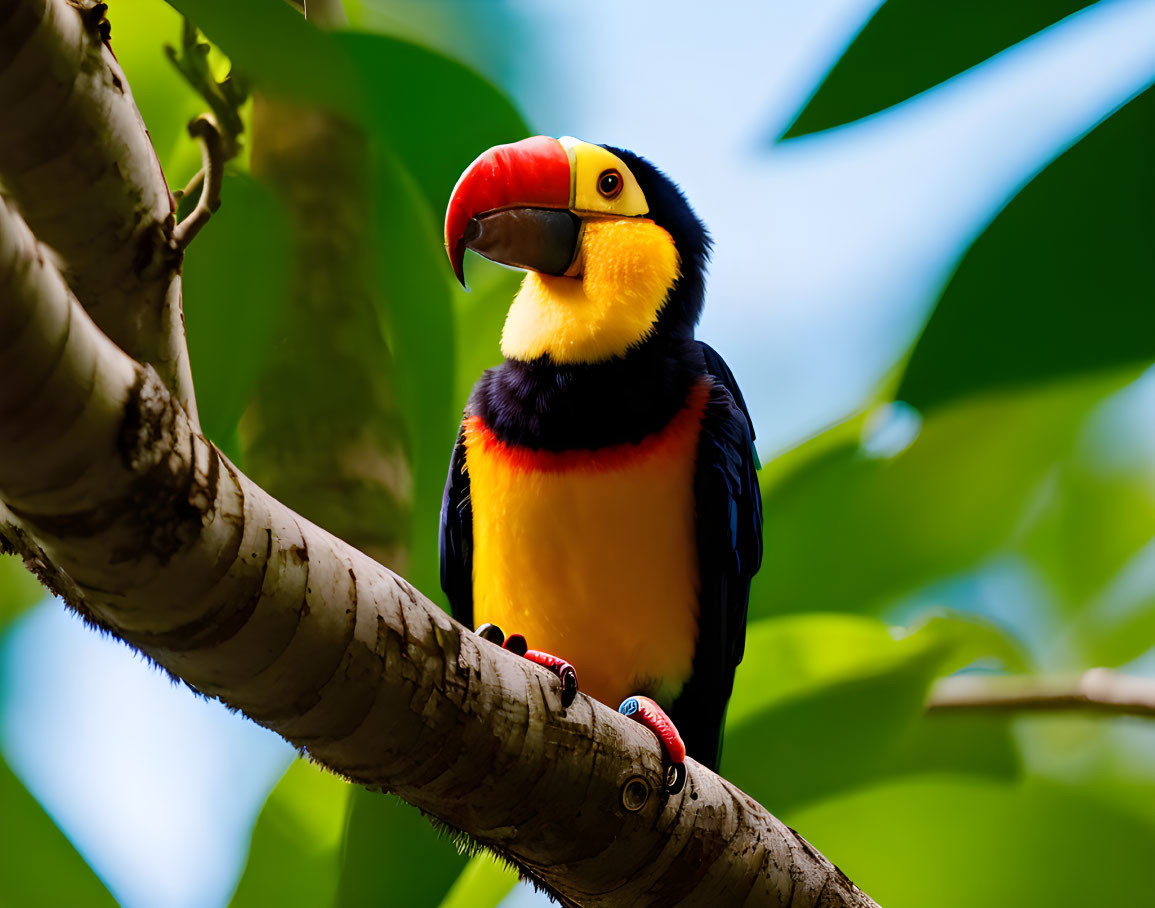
[525,650,578,707]
[485,629,578,707]
[619,696,687,793]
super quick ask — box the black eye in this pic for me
[598,169,622,199]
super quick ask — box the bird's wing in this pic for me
[669,342,763,769]
[439,423,474,630]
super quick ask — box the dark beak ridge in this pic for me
[462,208,581,281]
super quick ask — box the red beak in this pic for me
[445,136,572,287]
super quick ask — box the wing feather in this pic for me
[439,425,474,630]
[668,342,763,769]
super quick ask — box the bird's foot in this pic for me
[619,695,687,795]
[475,623,578,707]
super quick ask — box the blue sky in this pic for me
[2,1,1155,906]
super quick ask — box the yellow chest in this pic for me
[463,384,708,708]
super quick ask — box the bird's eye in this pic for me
[597,169,622,199]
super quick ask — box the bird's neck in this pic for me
[470,336,702,452]
[499,220,682,364]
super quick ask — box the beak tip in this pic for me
[448,241,468,289]
[444,136,572,292]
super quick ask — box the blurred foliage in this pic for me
[782,0,1094,138]
[335,33,526,213]
[0,752,116,907]
[724,613,1025,811]
[229,760,351,908]
[787,775,1155,908]
[335,790,469,907]
[168,0,357,114]
[755,373,1127,617]
[113,0,234,182]
[897,87,1155,412]
[183,173,290,458]
[438,853,519,908]
[0,553,44,632]
[1,1,1152,907]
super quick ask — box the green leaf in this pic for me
[786,776,1155,908]
[1028,467,1155,610]
[753,373,1126,617]
[437,853,519,908]
[334,32,529,218]
[166,0,358,115]
[726,614,902,725]
[908,612,1029,675]
[229,759,350,908]
[1021,382,1155,656]
[887,713,1020,781]
[758,407,871,493]
[336,787,468,908]
[0,751,117,907]
[183,172,289,455]
[0,553,44,631]
[782,0,1094,138]
[1074,590,1155,669]
[896,87,1155,412]
[724,613,1022,810]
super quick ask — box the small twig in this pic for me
[172,115,224,250]
[927,668,1155,719]
[173,168,205,207]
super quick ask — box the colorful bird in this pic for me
[441,136,762,791]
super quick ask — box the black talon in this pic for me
[503,633,528,656]
[477,628,578,707]
[475,622,506,645]
[559,666,578,708]
[664,762,687,796]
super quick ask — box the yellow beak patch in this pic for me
[558,137,650,218]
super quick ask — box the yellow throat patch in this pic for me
[500,218,680,364]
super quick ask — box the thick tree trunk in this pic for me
[0,1,880,905]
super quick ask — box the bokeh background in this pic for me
[2,0,1154,906]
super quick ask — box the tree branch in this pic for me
[0,2,880,905]
[928,668,1155,719]
[0,190,877,906]
[172,114,225,250]
[0,0,197,420]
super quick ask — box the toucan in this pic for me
[440,136,762,790]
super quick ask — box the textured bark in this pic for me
[0,0,196,419]
[0,2,881,905]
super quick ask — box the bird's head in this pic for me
[445,136,710,364]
